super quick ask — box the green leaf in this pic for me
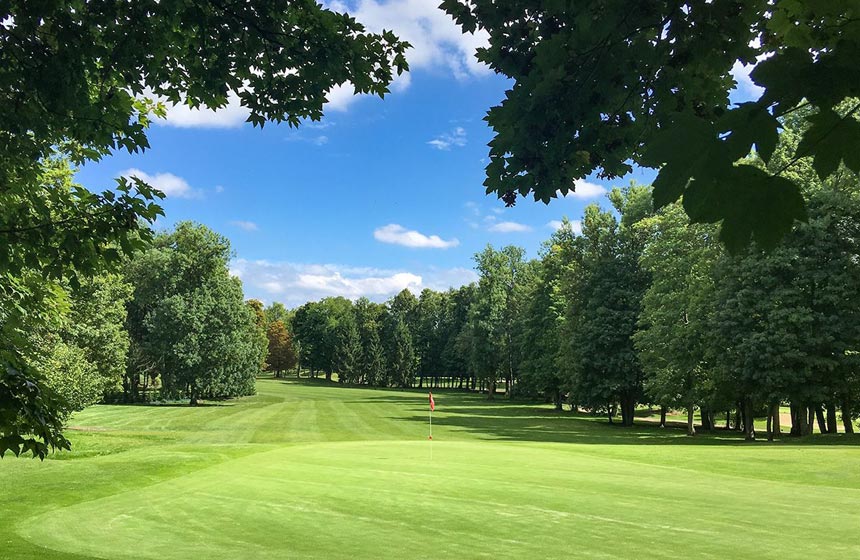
[686,165,807,253]
[796,107,860,179]
[646,112,727,209]
[718,103,780,163]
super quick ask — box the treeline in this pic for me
[15,210,265,416]
[277,118,860,440]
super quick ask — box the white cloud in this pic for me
[296,271,422,297]
[151,1,489,126]
[488,221,532,233]
[120,168,201,199]
[214,185,225,193]
[285,132,329,146]
[329,0,490,79]
[559,180,608,200]
[156,90,250,129]
[547,220,582,235]
[373,224,459,249]
[230,259,476,306]
[325,82,359,112]
[324,71,412,113]
[428,127,467,150]
[230,220,259,232]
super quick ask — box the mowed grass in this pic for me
[2,379,860,559]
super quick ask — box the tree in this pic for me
[700,110,860,440]
[1,0,408,457]
[442,1,860,250]
[266,321,297,378]
[64,274,133,398]
[386,315,416,388]
[28,338,100,417]
[1,160,142,458]
[440,285,476,388]
[292,297,354,381]
[247,299,269,371]
[634,205,722,435]
[519,219,577,409]
[414,289,445,385]
[355,298,386,386]
[264,302,291,328]
[125,223,262,405]
[333,312,362,384]
[561,186,651,425]
[468,245,530,399]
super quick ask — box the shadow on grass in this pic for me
[264,377,860,447]
[106,400,235,408]
[406,407,860,446]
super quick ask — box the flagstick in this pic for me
[429,407,433,461]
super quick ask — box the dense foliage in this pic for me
[442,0,860,250]
[125,223,263,405]
[1,0,407,457]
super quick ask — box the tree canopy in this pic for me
[1,0,408,458]
[442,0,860,250]
[125,223,263,405]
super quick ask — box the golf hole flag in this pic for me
[428,393,435,440]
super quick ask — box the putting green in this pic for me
[3,379,860,559]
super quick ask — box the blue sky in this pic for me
[74,0,758,308]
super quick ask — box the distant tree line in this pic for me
[281,115,860,440]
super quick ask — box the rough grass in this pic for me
[2,378,859,559]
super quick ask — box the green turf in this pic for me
[2,378,859,559]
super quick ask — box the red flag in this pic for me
[429,392,435,411]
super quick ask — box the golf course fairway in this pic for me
[2,378,859,559]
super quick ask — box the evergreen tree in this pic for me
[333,313,362,384]
[355,298,386,386]
[387,315,416,388]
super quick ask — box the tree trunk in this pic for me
[725,410,731,430]
[806,406,815,435]
[325,370,332,382]
[815,404,827,434]
[660,405,667,428]
[842,398,855,434]
[797,403,810,436]
[743,399,756,441]
[701,406,712,431]
[608,404,615,424]
[767,401,780,441]
[618,394,635,427]
[734,405,743,432]
[686,406,696,436]
[487,379,496,400]
[189,384,198,407]
[554,390,563,411]
[773,402,781,439]
[789,403,800,436]
[826,403,838,434]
